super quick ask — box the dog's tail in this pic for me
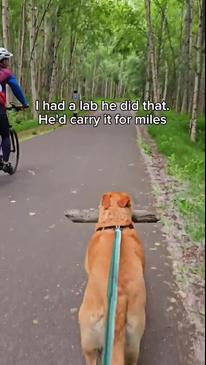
[112,292,127,365]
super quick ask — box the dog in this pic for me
[79,192,146,365]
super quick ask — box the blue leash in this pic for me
[101,227,122,365]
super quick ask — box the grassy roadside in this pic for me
[147,110,205,244]
[138,110,205,328]
[8,108,82,140]
[9,98,127,138]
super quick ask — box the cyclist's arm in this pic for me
[7,74,28,107]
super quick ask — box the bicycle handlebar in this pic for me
[6,103,29,112]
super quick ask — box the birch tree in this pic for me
[144,38,151,101]
[2,0,9,48]
[145,0,160,104]
[28,0,38,119]
[18,0,26,85]
[190,0,205,142]
[181,0,193,114]
[48,6,60,102]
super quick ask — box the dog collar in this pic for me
[96,223,134,232]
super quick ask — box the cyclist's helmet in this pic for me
[0,47,13,61]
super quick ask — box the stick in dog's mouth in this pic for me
[65,208,159,223]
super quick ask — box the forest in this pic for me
[0,1,205,359]
[0,0,205,142]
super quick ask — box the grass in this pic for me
[147,110,205,243]
[138,137,152,155]
[7,107,85,136]
[8,97,131,134]
[8,109,38,133]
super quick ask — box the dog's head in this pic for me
[96,192,133,230]
[101,192,132,210]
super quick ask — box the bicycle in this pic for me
[0,103,24,175]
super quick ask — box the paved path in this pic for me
[0,109,194,365]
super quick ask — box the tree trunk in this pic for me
[122,85,126,98]
[175,72,182,112]
[67,31,77,99]
[109,79,113,99]
[154,0,177,103]
[2,0,9,48]
[188,0,194,113]
[156,1,167,78]
[119,83,124,98]
[82,78,87,99]
[104,78,108,99]
[93,76,99,98]
[199,50,205,114]
[144,37,151,101]
[72,52,78,93]
[190,0,204,142]
[60,50,66,99]
[42,15,49,93]
[18,0,26,86]
[145,0,160,104]
[181,0,193,114]
[117,80,122,98]
[91,62,97,99]
[48,7,60,102]
[37,33,45,99]
[162,61,168,101]
[115,83,118,98]
[175,2,185,111]
[28,0,38,119]
[48,38,59,102]
[66,1,84,99]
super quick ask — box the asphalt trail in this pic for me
[0,109,194,365]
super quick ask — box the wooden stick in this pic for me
[65,209,159,223]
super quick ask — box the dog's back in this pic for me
[79,193,146,365]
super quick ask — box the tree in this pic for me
[27,0,38,119]
[181,0,193,114]
[190,0,205,142]
[17,0,26,85]
[1,0,204,127]
[145,0,160,103]
[2,0,9,48]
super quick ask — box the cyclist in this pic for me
[0,47,29,174]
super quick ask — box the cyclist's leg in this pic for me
[0,106,11,163]
[0,133,3,167]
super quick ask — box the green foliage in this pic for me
[4,0,204,105]
[8,112,39,132]
[138,137,152,155]
[148,111,205,242]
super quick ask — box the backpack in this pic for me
[0,67,12,108]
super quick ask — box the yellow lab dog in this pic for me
[79,192,146,365]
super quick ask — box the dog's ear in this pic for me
[102,193,111,209]
[117,195,131,208]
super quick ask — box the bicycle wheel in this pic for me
[9,128,20,174]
